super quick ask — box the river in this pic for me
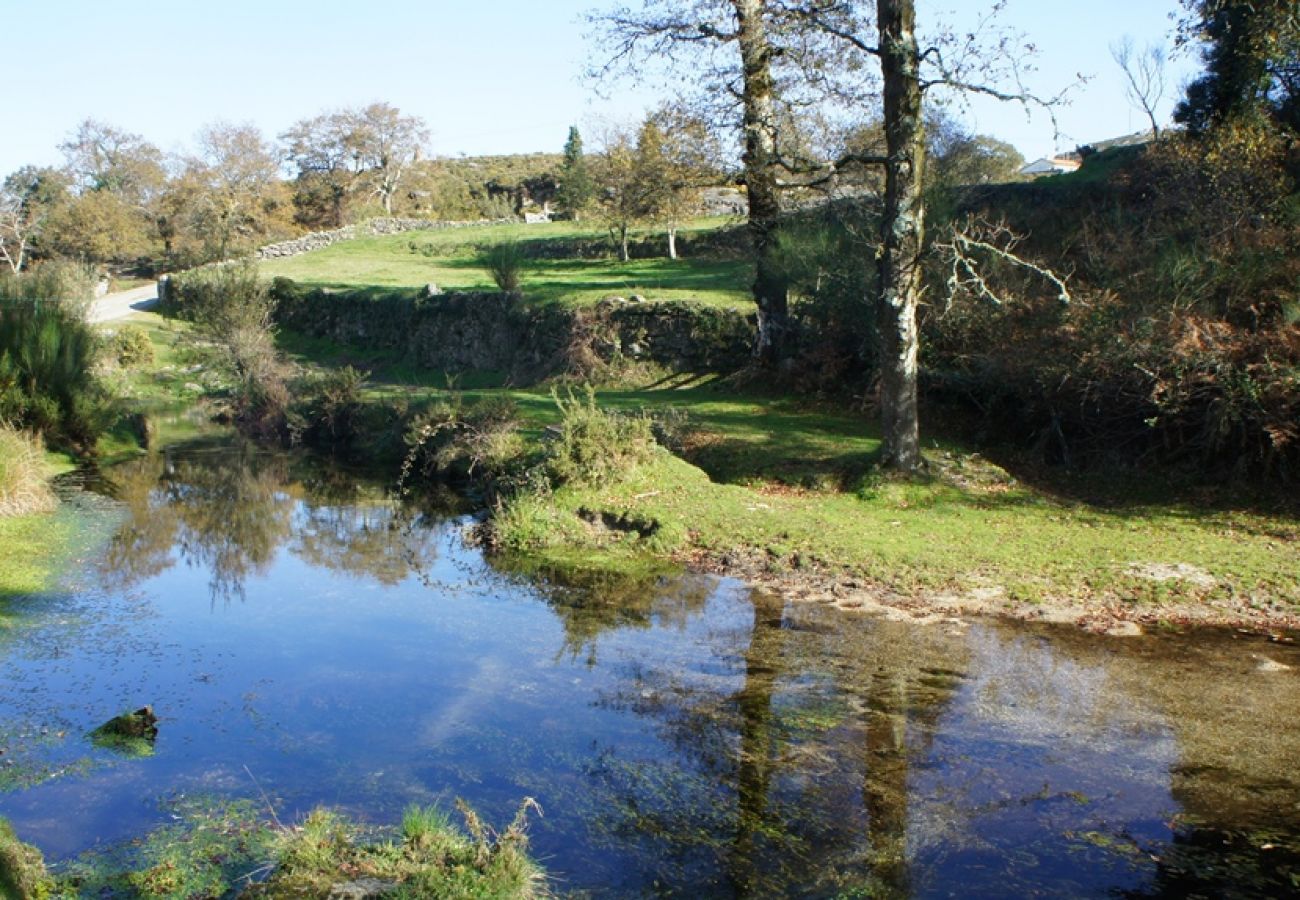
[1,437,1297,897]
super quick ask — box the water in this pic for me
[2,438,1299,897]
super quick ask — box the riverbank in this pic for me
[490,440,1300,637]
[91,309,1300,637]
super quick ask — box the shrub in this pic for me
[543,385,658,486]
[0,427,56,518]
[0,300,115,450]
[483,242,525,293]
[401,393,524,487]
[288,365,368,451]
[109,325,155,368]
[0,260,96,309]
[168,261,290,433]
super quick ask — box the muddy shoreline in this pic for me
[684,550,1300,638]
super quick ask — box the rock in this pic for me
[1255,656,1293,673]
[96,706,158,739]
[629,294,647,303]
[1103,621,1143,637]
[90,706,159,756]
[328,879,397,899]
[1124,562,1217,589]
[421,282,442,298]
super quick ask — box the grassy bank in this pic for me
[1,797,544,899]
[260,218,752,309]
[92,297,1300,634]
[0,432,79,626]
[481,391,1300,631]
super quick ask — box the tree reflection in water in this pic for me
[575,584,970,897]
[96,440,442,604]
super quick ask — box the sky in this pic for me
[1,0,1202,177]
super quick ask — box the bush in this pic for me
[543,385,658,486]
[401,393,524,487]
[0,427,56,518]
[168,261,289,433]
[483,242,525,293]
[0,299,115,450]
[109,325,155,368]
[0,260,97,309]
[288,365,368,452]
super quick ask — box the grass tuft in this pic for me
[0,428,56,519]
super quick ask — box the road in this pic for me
[87,283,158,324]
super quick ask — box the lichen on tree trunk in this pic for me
[875,0,925,472]
[735,0,790,367]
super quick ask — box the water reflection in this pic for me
[1,441,1298,897]
[96,440,441,603]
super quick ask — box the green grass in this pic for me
[211,322,1300,621]
[260,218,753,309]
[469,384,1300,614]
[498,444,1300,611]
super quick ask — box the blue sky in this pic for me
[2,0,1199,176]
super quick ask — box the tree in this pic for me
[641,105,724,258]
[594,126,642,261]
[1111,36,1168,140]
[175,122,289,262]
[592,1,848,366]
[928,124,1024,189]
[282,103,428,219]
[45,190,155,264]
[599,0,1064,470]
[281,111,366,228]
[1174,0,1300,133]
[557,126,596,222]
[0,167,67,274]
[59,119,166,202]
[345,103,429,216]
[744,0,1063,471]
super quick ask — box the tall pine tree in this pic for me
[557,126,595,222]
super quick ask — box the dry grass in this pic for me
[0,427,56,518]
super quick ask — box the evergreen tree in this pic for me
[1174,0,1299,133]
[557,126,595,222]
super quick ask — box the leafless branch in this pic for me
[937,217,1071,309]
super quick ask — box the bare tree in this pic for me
[344,103,429,216]
[764,0,1068,471]
[595,0,1068,470]
[1111,36,1167,139]
[179,123,285,261]
[59,119,166,202]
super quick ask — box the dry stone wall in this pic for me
[254,217,518,260]
[268,280,755,380]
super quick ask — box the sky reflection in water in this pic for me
[1,440,1298,897]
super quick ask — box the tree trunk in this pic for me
[875,0,925,472]
[619,225,630,262]
[734,0,789,367]
[667,226,678,260]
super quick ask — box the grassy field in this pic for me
[260,218,754,309]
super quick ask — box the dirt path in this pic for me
[88,283,158,323]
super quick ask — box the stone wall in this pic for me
[269,279,754,381]
[254,217,519,260]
